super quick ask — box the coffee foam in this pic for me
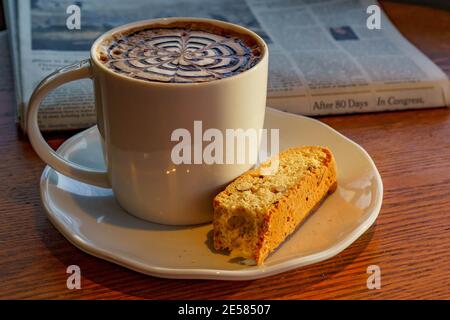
[97,22,263,83]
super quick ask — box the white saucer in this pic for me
[40,108,382,280]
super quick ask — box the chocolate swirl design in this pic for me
[100,28,261,83]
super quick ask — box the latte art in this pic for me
[99,28,262,83]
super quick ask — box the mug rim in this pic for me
[90,17,268,87]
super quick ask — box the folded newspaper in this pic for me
[4,0,450,131]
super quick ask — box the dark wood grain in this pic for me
[0,2,449,300]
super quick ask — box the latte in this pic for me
[98,22,263,83]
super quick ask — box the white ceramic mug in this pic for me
[27,18,268,225]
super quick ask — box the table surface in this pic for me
[1,2,449,300]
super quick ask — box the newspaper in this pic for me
[0,30,14,120]
[4,0,450,131]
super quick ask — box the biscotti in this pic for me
[213,146,337,265]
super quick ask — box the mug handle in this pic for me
[27,59,111,188]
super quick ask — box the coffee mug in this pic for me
[27,17,268,225]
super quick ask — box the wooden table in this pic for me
[1,2,449,300]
